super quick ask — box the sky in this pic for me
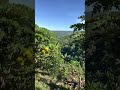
[35,0,85,31]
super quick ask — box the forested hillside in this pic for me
[53,31,73,38]
[35,24,85,90]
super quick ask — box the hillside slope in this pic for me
[53,31,73,38]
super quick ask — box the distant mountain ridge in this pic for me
[53,31,73,38]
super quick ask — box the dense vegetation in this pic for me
[35,24,85,90]
[53,31,73,38]
[85,0,120,90]
[0,1,85,90]
[1,0,119,90]
[0,2,34,90]
[86,12,120,90]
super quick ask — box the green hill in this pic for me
[53,31,73,38]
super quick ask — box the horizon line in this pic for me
[50,30,73,31]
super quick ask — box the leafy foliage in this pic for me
[35,24,85,89]
[0,3,34,90]
[70,15,85,32]
[60,31,85,68]
[85,0,120,89]
[35,25,64,76]
[86,12,120,89]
